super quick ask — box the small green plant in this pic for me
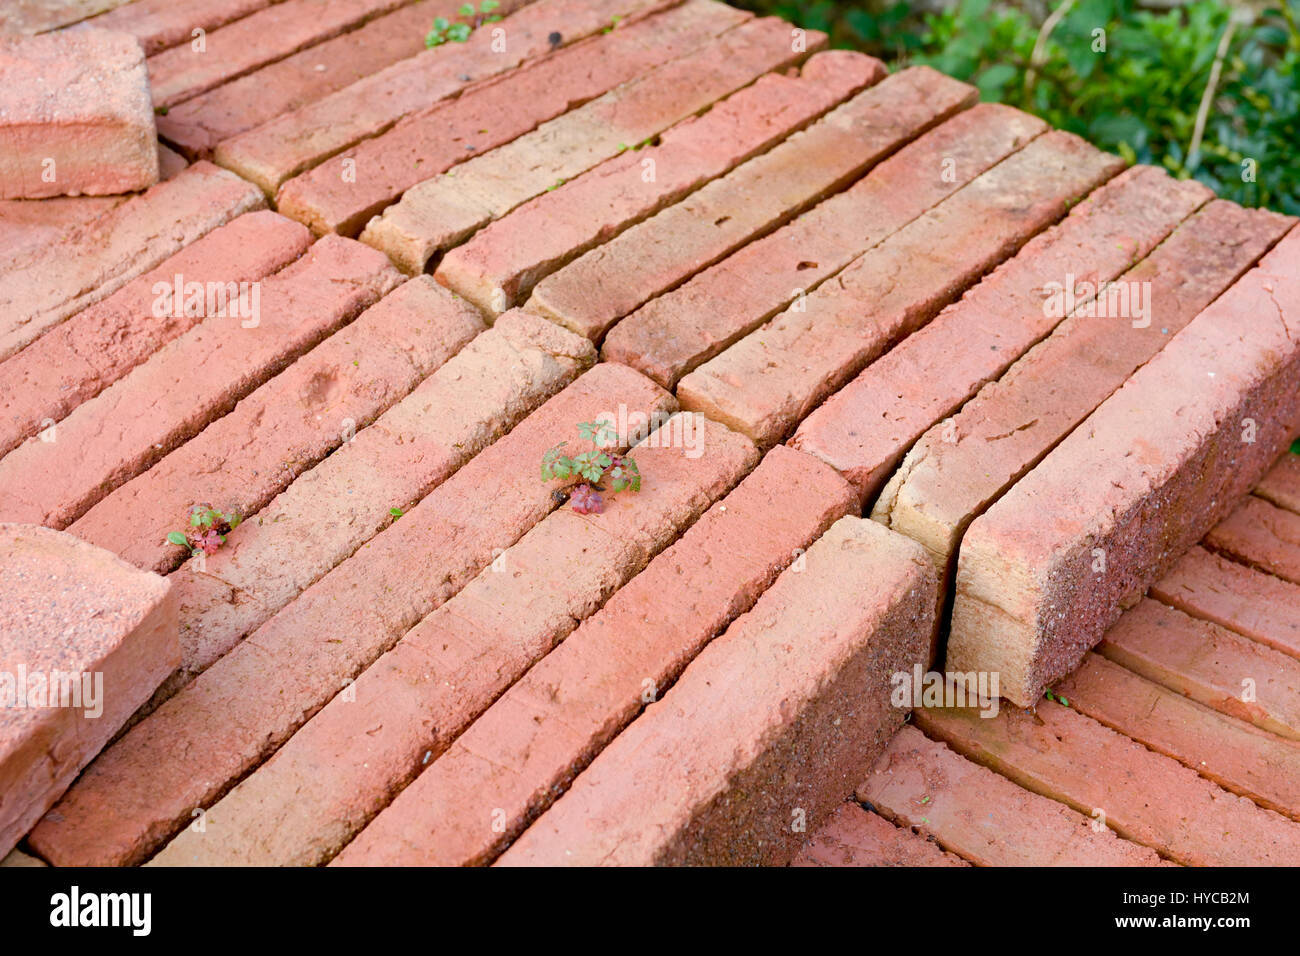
[167,504,241,557]
[426,0,500,47]
[540,421,641,514]
[1044,688,1070,707]
[1291,437,1300,455]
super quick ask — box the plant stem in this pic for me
[1025,0,1078,96]
[1187,9,1246,171]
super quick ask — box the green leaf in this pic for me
[389,506,404,518]
[167,532,189,546]
[459,3,474,15]
[480,0,499,10]
[448,22,471,41]
[1291,437,1300,455]
[433,16,449,30]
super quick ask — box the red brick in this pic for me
[500,516,937,866]
[275,0,745,236]
[789,166,1210,504]
[602,103,1045,388]
[526,67,977,342]
[80,0,280,55]
[29,364,671,866]
[0,211,312,459]
[363,20,844,273]
[915,701,1300,866]
[677,132,1122,449]
[0,30,158,199]
[1206,495,1300,586]
[71,277,483,574]
[0,236,400,529]
[791,803,969,868]
[859,725,1166,866]
[0,0,129,32]
[873,200,1290,579]
[0,162,264,362]
[1151,546,1300,659]
[948,250,1300,706]
[145,0,409,109]
[1257,451,1300,515]
[1059,653,1300,822]
[1099,598,1300,742]
[213,0,679,195]
[0,524,176,857]
[336,445,855,865]
[435,51,879,316]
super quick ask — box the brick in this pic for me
[152,415,757,866]
[1151,546,1300,659]
[156,311,593,696]
[0,0,129,33]
[0,524,176,857]
[363,20,844,273]
[0,848,46,867]
[500,516,937,866]
[29,364,670,866]
[335,445,855,866]
[214,0,679,196]
[0,162,265,363]
[947,251,1300,707]
[603,104,1045,390]
[71,277,483,575]
[275,0,744,237]
[0,236,400,529]
[677,132,1122,449]
[1257,451,1300,515]
[0,211,312,460]
[873,200,1290,583]
[859,725,1166,866]
[80,0,279,55]
[789,166,1210,504]
[157,0,498,159]
[790,803,969,868]
[434,52,879,317]
[915,701,1300,866]
[1099,599,1300,742]
[0,30,158,199]
[1206,495,1300,586]
[145,0,409,109]
[1059,653,1300,822]
[526,67,977,342]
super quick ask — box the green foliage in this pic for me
[426,0,500,47]
[168,504,241,557]
[736,0,1300,213]
[541,421,641,514]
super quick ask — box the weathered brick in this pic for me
[0,237,400,529]
[0,848,46,867]
[916,702,1300,866]
[947,248,1300,707]
[1206,495,1300,586]
[789,166,1210,504]
[0,30,158,199]
[1059,653,1300,822]
[213,0,678,195]
[0,211,312,459]
[434,51,880,316]
[363,20,843,273]
[1099,599,1300,741]
[0,0,129,33]
[336,445,855,866]
[677,132,1122,449]
[873,201,1290,583]
[0,162,264,362]
[0,524,176,857]
[71,277,483,574]
[275,0,745,236]
[526,67,977,342]
[1151,546,1300,659]
[29,364,669,866]
[81,0,283,55]
[859,725,1166,866]
[1257,451,1300,515]
[500,516,937,866]
[791,803,969,868]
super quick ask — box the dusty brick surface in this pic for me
[791,803,969,867]
[0,30,158,199]
[29,364,670,867]
[859,725,1166,866]
[363,18,842,273]
[1257,452,1300,515]
[948,245,1300,707]
[500,517,937,866]
[0,211,312,459]
[0,0,129,33]
[71,277,483,574]
[604,103,1044,389]
[0,237,400,529]
[78,0,276,55]
[677,131,1122,449]
[526,67,977,342]
[336,445,855,865]
[916,702,1300,866]
[0,848,46,867]
[1206,495,1300,586]
[0,162,264,363]
[0,524,176,857]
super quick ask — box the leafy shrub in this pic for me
[541,421,641,515]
